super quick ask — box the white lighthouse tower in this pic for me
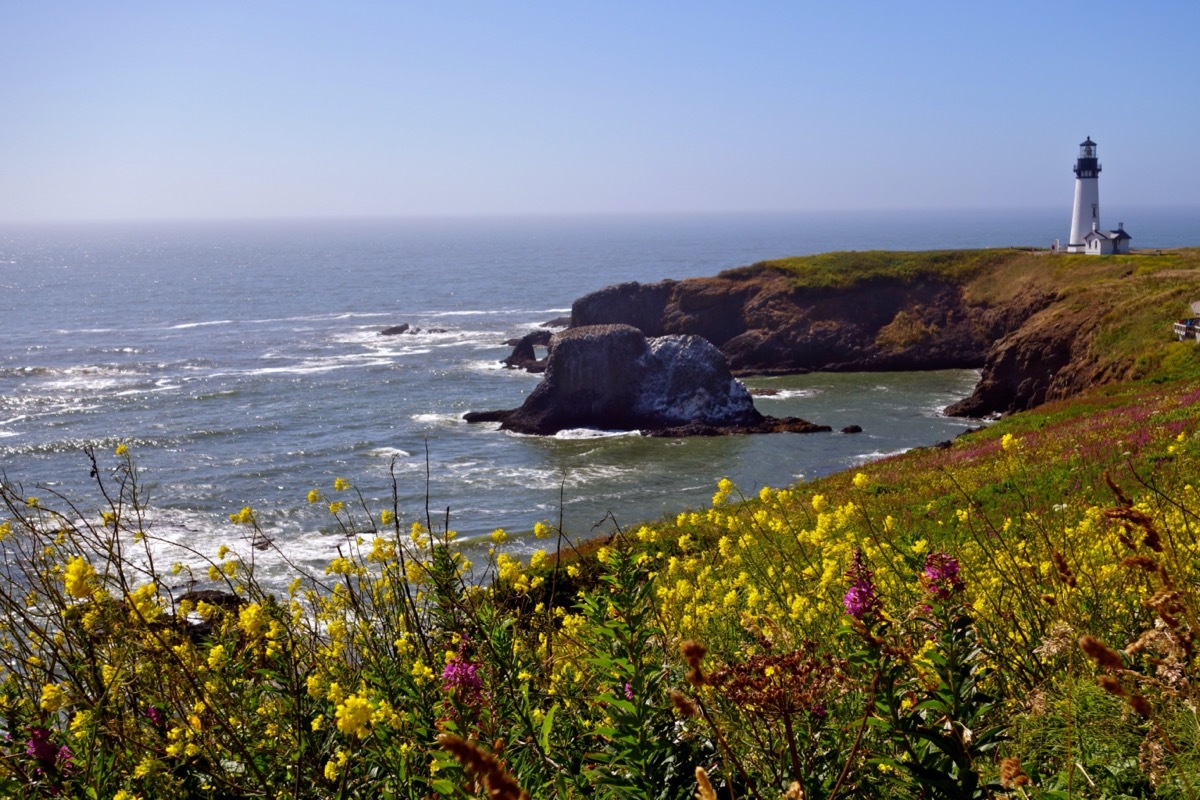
[1068,136,1101,253]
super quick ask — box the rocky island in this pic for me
[466,324,830,436]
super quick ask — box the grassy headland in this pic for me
[4,250,1200,798]
[730,247,1200,389]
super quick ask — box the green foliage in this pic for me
[868,606,1006,799]
[5,371,1200,797]
[720,248,1015,291]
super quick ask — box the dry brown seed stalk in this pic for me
[999,756,1031,789]
[438,733,531,800]
[1129,694,1153,717]
[1079,635,1124,671]
[1104,507,1163,552]
[1104,471,1132,507]
[671,689,700,718]
[1121,555,1158,573]
[695,766,718,800]
[1051,550,1077,588]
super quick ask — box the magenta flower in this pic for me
[921,551,964,600]
[843,548,881,619]
[442,657,484,705]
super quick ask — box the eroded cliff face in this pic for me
[945,299,1133,417]
[567,271,1081,416]
[571,273,1045,375]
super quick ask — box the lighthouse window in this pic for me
[1092,204,1098,219]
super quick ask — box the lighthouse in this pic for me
[1067,137,1101,253]
[1067,137,1131,254]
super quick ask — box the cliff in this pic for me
[564,248,1200,417]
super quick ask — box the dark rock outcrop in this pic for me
[380,324,448,336]
[502,330,552,373]
[466,324,830,436]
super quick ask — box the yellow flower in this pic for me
[229,506,254,525]
[207,644,228,671]
[115,443,129,456]
[380,509,394,525]
[334,477,350,492]
[852,472,870,490]
[307,488,320,504]
[128,583,163,622]
[491,528,508,544]
[335,694,374,738]
[328,501,344,515]
[63,556,97,599]
[26,497,40,508]
[238,603,266,638]
[1000,432,1018,452]
[133,756,159,778]
[40,683,68,712]
[534,521,551,539]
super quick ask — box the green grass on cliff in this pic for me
[725,247,1200,386]
[720,247,1021,290]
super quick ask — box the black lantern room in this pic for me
[1074,137,1101,179]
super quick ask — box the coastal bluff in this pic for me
[554,248,1200,417]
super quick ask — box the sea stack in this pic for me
[464,325,830,437]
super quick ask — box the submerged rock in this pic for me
[466,324,830,436]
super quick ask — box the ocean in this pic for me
[2,208,1197,584]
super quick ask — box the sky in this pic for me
[2,1,1199,223]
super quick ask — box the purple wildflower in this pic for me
[442,657,484,705]
[921,552,964,600]
[624,682,634,701]
[145,705,165,726]
[25,727,57,764]
[843,548,880,619]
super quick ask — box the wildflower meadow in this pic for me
[3,376,1200,799]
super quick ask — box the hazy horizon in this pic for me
[4,2,1198,224]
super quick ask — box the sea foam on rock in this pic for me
[465,324,830,436]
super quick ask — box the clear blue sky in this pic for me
[3,1,1198,222]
